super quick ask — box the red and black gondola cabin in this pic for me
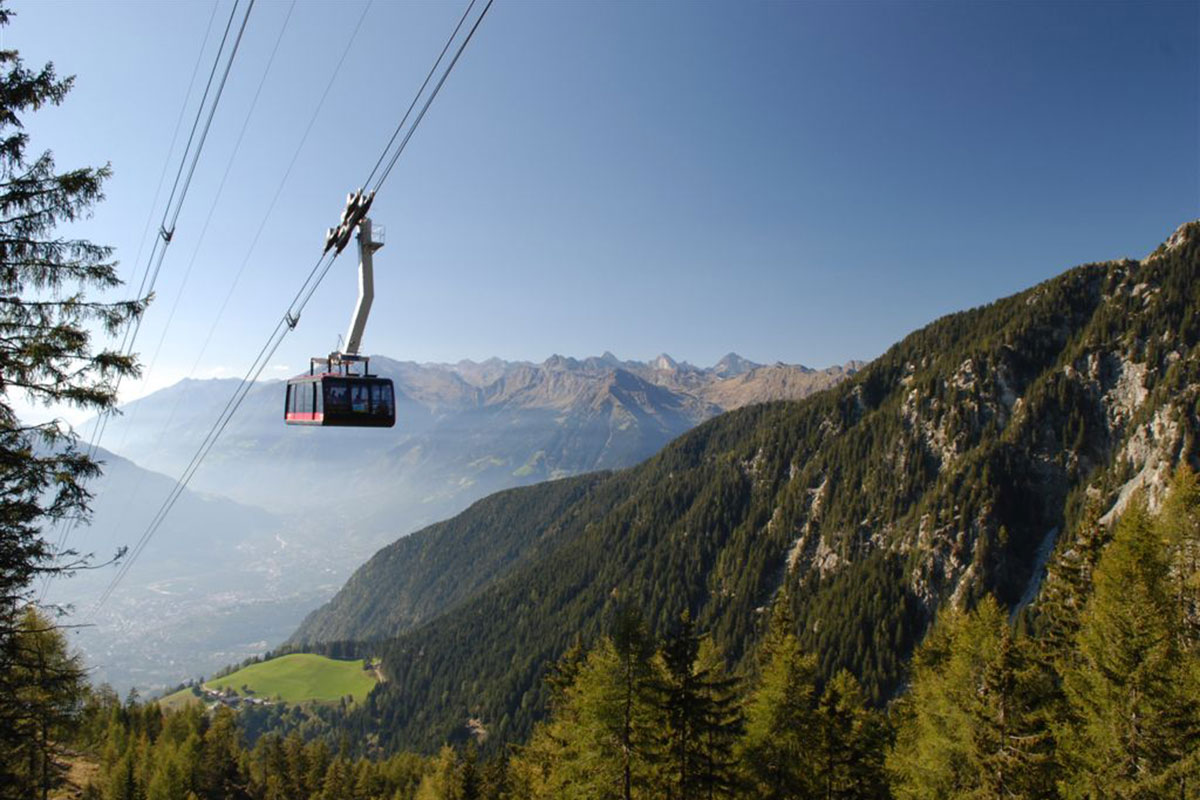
[285,356,395,428]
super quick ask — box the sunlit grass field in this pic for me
[205,653,377,704]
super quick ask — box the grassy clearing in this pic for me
[205,653,377,704]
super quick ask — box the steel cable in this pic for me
[41,0,256,602]
[89,0,494,614]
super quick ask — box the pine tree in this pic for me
[507,720,562,800]
[655,614,741,800]
[479,754,510,800]
[320,757,354,800]
[304,739,332,798]
[813,670,890,800]
[1159,464,1200,649]
[198,707,245,800]
[737,603,819,800]
[0,6,144,794]
[608,608,658,800]
[463,747,484,800]
[888,599,1055,799]
[351,759,378,800]
[510,632,661,800]
[103,750,137,800]
[1058,497,1200,797]
[145,750,187,800]
[282,733,308,799]
[966,626,1056,799]
[1029,501,1108,661]
[415,745,460,800]
[7,606,86,800]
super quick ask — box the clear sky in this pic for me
[9,0,1199,417]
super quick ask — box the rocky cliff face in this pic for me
[768,223,1200,619]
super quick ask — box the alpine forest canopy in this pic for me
[282,221,1200,755]
[48,472,1200,797]
[0,6,145,799]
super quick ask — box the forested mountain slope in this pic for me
[289,473,610,645]
[300,222,1200,752]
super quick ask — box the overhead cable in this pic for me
[91,0,494,615]
[99,1,298,542]
[41,0,256,603]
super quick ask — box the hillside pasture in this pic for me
[206,654,376,704]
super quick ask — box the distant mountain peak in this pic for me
[712,352,761,378]
[543,354,580,371]
[651,353,677,371]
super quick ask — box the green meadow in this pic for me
[205,654,377,704]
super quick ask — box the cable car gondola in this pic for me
[285,356,395,427]
[285,200,395,429]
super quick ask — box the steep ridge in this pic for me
[297,222,1200,752]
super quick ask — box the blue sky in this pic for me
[9,0,1199,413]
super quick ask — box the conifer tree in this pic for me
[508,641,586,800]
[1029,501,1107,661]
[0,6,144,793]
[0,13,143,584]
[145,752,187,800]
[320,757,353,800]
[352,758,378,800]
[506,720,561,799]
[415,745,460,800]
[655,614,741,800]
[198,707,246,799]
[479,754,510,800]
[282,733,308,799]
[610,608,658,800]
[304,739,332,798]
[888,598,1055,799]
[813,670,890,800]
[458,744,481,800]
[510,630,661,800]
[6,606,85,800]
[737,602,819,800]
[104,751,136,800]
[1159,464,1200,649]
[966,627,1056,799]
[1058,497,1200,797]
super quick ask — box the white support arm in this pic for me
[343,217,383,357]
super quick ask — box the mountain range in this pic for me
[97,353,860,523]
[283,221,1200,753]
[71,353,858,691]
